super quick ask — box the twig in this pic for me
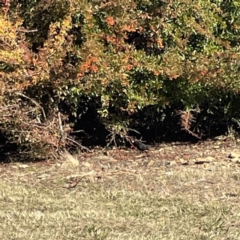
[15,92,46,120]
[128,128,140,135]
[66,136,90,152]
[58,112,64,135]
[17,28,38,33]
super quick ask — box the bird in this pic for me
[134,140,151,151]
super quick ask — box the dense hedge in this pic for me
[1,0,240,160]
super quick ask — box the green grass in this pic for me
[0,158,240,239]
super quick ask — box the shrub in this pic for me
[1,0,240,160]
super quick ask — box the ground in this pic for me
[0,137,240,239]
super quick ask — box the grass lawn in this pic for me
[0,141,240,239]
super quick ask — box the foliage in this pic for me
[1,0,240,159]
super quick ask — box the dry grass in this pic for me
[1,142,240,239]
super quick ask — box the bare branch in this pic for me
[15,92,46,120]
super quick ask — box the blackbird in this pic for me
[134,140,151,151]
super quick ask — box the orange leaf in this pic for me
[106,17,115,26]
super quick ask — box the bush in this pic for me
[1,0,240,160]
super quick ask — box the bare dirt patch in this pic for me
[1,137,240,239]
